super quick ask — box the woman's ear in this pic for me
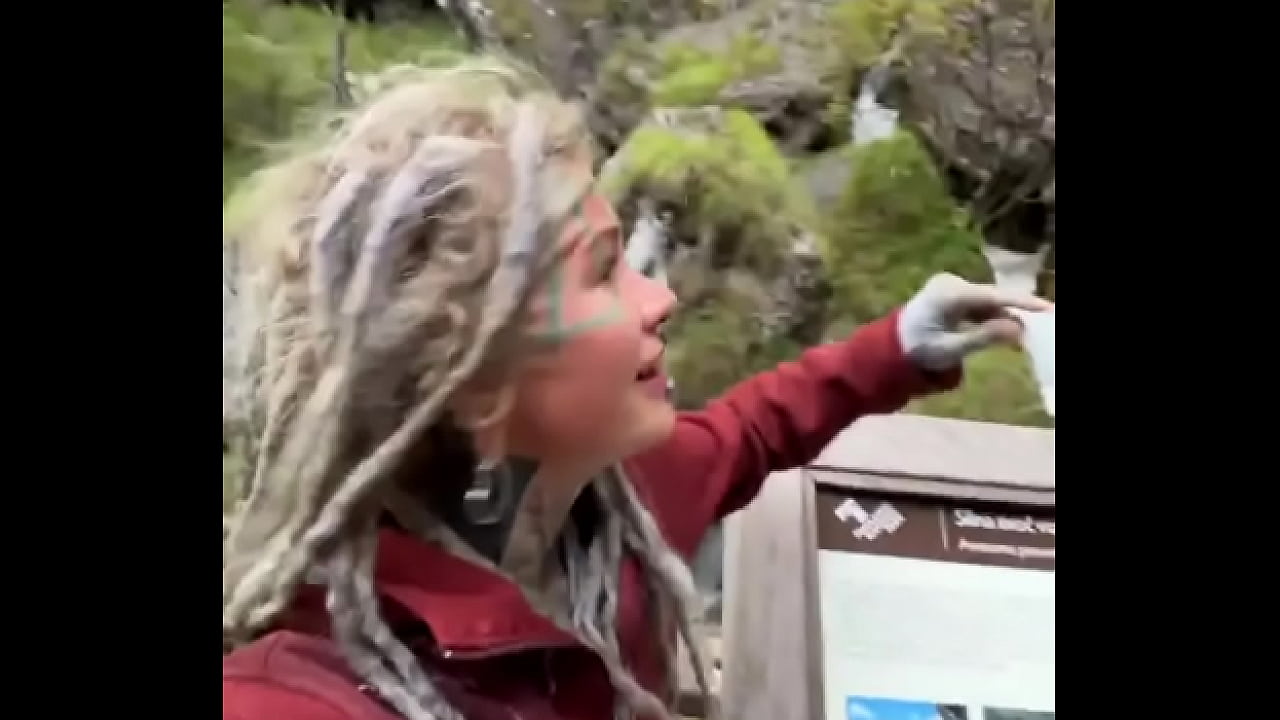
[448,383,516,461]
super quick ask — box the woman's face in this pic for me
[503,192,677,469]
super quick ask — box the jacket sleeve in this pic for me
[224,679,351,720]
[629,310,960,555]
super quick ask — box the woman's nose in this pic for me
[627,269,676,335]
[644,287,675,336]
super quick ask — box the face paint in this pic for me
[504,193,678,477]
[529,194,627,344]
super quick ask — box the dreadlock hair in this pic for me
[222,58,715,720]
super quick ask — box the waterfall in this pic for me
[623,200,670,288]
[981,243,1050,297]
[851,62,899,146]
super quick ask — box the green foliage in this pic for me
[601,109,819,406]
[827,130,988,322]
[220,1,1051,432]
[666,302,756,409]
[594,30,783,123]
[222,0,460,196]
[822,94,855,146]
[906,346,1054,428]
[651,37,781,107]
[818,0,973,137]
[829,0,910,69]
[667,290,803,410]
[825,130,1047,427]
[826,0,967,68]
[601,109,812,275]
[828,0,947,65]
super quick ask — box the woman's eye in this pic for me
[598,253,619,284]
[590,237,620,284]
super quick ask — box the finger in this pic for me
[981,316,1025,345]
[956,282,1054,313]
[937,317,1023,358]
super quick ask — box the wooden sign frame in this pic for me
[717,414,1054,720]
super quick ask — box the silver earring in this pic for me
[463,459,512,526]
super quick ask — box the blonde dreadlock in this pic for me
[223,59,714,720]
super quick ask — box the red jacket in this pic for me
[223,312,958,720]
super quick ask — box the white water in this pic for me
[623,202,669,288]
[981,244,1050,297]
[851,61,899,146]
[851,84,899,146]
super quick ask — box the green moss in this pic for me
[815,0,976,138]
[822,94,855,146]
[823,129,1048,427]
[601,108,814,274]
[826,0,967,67]
[666,300,754,409]
[666,289,804,409]
[827,129,988,322]
[652,61,734,107]
[906,346,1054,428]
[648,34,783,107]
[601,108,823,406]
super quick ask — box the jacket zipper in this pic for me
[439,638,577,661]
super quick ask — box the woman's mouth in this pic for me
[635,350,665,384]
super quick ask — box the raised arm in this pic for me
[629,309,956,554]
[629,273,1052,555]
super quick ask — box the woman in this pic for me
[221,60,1049,720]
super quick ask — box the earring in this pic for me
[463,458,513,526]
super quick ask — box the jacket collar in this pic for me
[280,528,577,659]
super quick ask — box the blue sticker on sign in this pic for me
[845,695,969,720]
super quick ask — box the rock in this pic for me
[898,0,1055,258]
[798,146,856,211]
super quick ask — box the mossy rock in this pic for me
[651,36,782,107]
[894,0,1055,256]
[589,0,983,156]
[593,2,843,151]
[600,107,818,278]
[599,106,829,406]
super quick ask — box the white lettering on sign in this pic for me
[952,508,1055,535]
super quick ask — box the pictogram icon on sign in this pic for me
[833,498,905,541]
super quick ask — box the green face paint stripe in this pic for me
[530,293,625,343]
[554,298,625,336]
[546,255,567,337]
[545,197,586,338]
[529,196,628,343]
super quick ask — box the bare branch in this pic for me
[332,7,354,108]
